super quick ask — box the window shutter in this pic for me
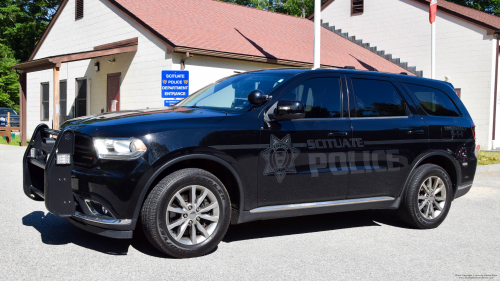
[351,0,364,15]
[75,0,84,20]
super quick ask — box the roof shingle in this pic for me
[113,0,409,74]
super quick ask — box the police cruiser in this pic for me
[22,68,477,258]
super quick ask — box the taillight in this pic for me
[471,126,476,142]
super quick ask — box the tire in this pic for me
[398,164,453,229]
[141,168,231,258]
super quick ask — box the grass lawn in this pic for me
[477,151,500,165]
[0,134,23,146]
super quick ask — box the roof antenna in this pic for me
[312,0,321,70]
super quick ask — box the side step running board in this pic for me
[250,196,395,213]
[238,196,400,224]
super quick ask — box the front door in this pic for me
[258,74,352,207]
[107,73,121,112]
[345,74,429,199]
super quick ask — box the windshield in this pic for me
[0,108,17,115]
[176,73,292,112]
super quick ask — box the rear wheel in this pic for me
[398,164,453,229]
[141,168,231,258]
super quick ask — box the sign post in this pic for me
[161,70,189,106]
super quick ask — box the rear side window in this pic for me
[404,84,460,117]
[351,79,407,117]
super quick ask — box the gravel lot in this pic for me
[1,144,499,281]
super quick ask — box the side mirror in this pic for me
[269,100,305,121]
[248,90,268,105]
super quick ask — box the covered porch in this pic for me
[13,38,138,145]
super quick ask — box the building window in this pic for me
[41,83,49,121]
[75,0,84,20]
[351,0,364,15]
[75,78,87,117]
[60,80,67,125]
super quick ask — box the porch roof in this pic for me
[13,38,138,73]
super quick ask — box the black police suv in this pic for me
[23,68,477,258]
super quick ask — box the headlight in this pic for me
[0,117,5,122]
[93,138,147,160]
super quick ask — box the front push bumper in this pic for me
[23,124,134,239]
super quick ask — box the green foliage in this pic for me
[0,43,19,112]
[218,0,329,18]
[0,0,61,62]
[447,0,500,16]
[0,0,61,111]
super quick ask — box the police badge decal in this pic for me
[261,135,300,183]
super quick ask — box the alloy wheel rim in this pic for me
[166,185,220,245]
[418,176,447,220]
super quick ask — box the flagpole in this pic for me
[313,0,321,69]
[431,21,436,79]
[430,0,437,79]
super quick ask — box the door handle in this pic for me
[328,132,348,137]
[408,130,424,135]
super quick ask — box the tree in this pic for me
[0,0,61,62]
[0,44,19,111]
[218,0,329,18]
[447,0,500,17]
[0,0,61,111]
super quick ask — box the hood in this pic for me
[61,106,227,137]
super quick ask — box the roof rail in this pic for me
[344,66,356,69]
[400,72,408,75]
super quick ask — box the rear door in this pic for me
[345,74,428,199]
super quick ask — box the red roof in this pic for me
[111,0,408,74]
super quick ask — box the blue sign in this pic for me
[162,70,189,106]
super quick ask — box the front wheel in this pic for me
[141,168,231,258]
[398,164,453,229]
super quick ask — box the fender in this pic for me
[131,154,245,223]
[398,150,461,198]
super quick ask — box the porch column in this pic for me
[52,67,60,130]
[19,72,27,146]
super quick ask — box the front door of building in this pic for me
[107,73,121,112]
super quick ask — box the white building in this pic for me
[311,0,500,150]
[12,0,410,145]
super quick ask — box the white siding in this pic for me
[25,0,283,136]
[321,0,496,149]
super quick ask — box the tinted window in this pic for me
[351,79,406,117]
[404,84,460,117]
[281,77,342,118]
